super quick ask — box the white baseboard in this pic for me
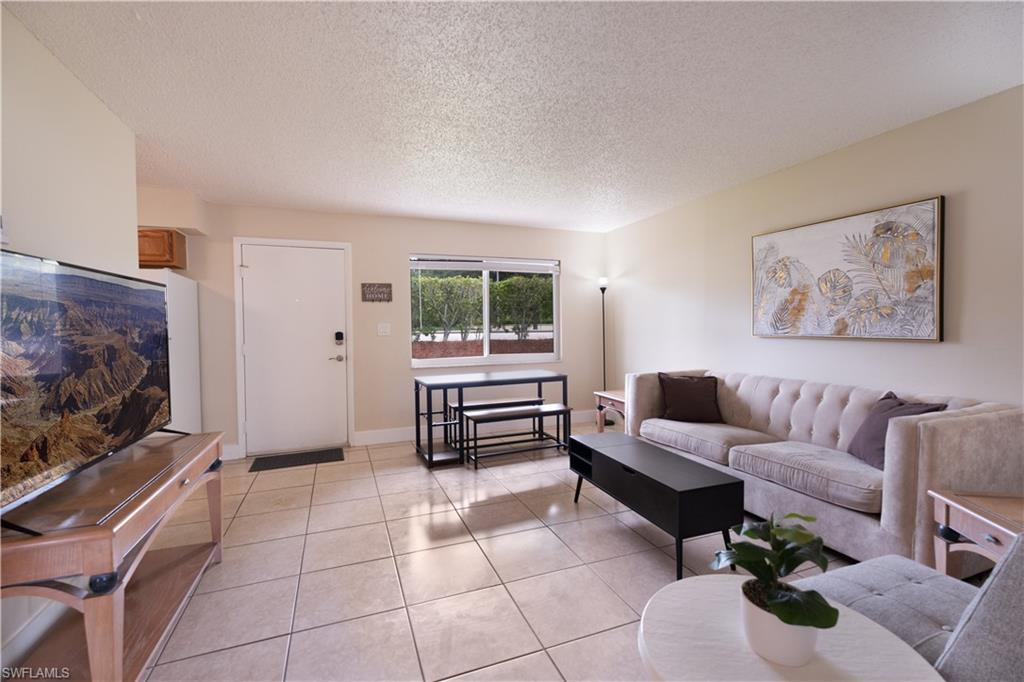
[350,409,598,447]
[574,409,598,424]
[220,443,245,460]
[350,426,416,446]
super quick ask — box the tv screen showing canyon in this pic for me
[1,252,170,510]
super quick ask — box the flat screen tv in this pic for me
[1,250,170,513]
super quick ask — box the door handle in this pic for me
[329,355,345,362]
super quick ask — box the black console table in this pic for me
[569,432,744,579]
[414,369,569,467]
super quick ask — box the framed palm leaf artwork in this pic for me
[752,197,943,341]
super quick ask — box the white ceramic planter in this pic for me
[741,590,818,667]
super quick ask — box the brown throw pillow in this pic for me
[658,374,723,423]
[848,392,946,470]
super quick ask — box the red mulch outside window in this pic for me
[490,339,554,355]
[412,339,554,359]
[412,340,483,359]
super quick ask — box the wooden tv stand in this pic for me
[1,432,224,681]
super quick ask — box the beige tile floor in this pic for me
[148,422,851,681]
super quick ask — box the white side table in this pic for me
[638,575,941,681]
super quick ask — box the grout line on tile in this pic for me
[308,492,381,508]
[462,501,552,661]
[543,648,569,682]
[581,557,645,619]
[380,511,427,681]
[304,517,388,537]
[401,603,428,682]
[153,632,294,670]
[280,503,311,678]
[154,578,299,665]
[542,617,642,656]
[433,646,547,682]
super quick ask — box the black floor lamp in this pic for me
[599,277,609,391]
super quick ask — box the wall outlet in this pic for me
[377,323,391,337]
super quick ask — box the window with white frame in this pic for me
[409,255,560,367]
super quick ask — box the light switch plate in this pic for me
[377,323,391,337]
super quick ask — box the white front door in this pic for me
[240,243,348,455]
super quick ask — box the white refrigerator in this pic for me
[136,268,202,434]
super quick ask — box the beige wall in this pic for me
[171,202,606,449]
[607,86,1024,405]
[1,9,139,661]
[1,8,137,276]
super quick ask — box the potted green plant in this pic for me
[712,513,840,666]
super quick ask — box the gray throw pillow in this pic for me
[847,391,945,469]
[658,373,723,423]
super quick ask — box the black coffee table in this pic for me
[569,432,744,579]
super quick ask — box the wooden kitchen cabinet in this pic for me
[138,228,187,269]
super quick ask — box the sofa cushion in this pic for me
[639,418,779,465]
[794,554,977,664]
[729,441,884,513]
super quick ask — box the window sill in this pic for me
[411,352,561,370]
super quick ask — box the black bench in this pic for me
[463,403,571,468]
[444,397,546,451]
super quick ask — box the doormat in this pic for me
[248,447,344,472]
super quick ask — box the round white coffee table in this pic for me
[638,575,941,681]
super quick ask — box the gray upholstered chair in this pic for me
[795,535,1023,680]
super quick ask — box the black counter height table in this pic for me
[414,369,569,467]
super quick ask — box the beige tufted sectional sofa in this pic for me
[625,370,1024,566]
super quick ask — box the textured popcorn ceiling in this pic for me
[8,2,1022,232]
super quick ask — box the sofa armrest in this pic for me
[624,369,707,435]
[881,406,1024,565]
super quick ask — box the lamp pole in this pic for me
[599,278,608,391]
